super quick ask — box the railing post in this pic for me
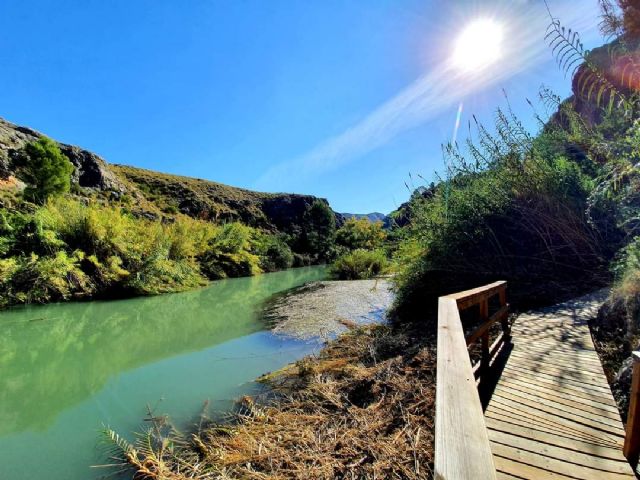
[499,287,510,341]
[480,299,490,374]
[624,352,640,468]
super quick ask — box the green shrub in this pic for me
[331,249,388,280]
[0,251,92,305]
[199,222,262,279]
[13,137,74,204]
[613,236,640,295]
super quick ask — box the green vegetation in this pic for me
[335,217,387,251]
[0,196,324,307]
[330,217,390,279]
[0,138,347,307]
[330,248,389,280]
[13,137,74,204]
[111,164,269,222]
[299,199,337,261]
[255,233,294,272]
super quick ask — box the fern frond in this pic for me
[546,16,632,114]
[545,20,589,78]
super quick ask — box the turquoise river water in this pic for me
[0,266,327,480]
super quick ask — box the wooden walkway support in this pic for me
[435,284,637,479]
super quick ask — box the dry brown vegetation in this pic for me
[105,325,437,480]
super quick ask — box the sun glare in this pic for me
[452,18,504,72]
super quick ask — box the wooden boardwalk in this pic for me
[484,293,636,479]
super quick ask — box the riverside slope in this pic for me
[0,116,333,233]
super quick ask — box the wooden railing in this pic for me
[434,281,509,480]
[624,351,640,468]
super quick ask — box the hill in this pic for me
[0,116,331,234]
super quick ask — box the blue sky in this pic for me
[0,0,604,213]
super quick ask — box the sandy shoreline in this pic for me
[265,278,394,340]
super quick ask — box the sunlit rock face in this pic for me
[570,36,640,125]
[0,117,126,191]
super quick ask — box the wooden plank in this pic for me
[445,280,506,310]
[490,443,633,479]
[493,386,626,434]
[501,360,611,389]
[514,343,604,362]
[488,428,632,474]
[506,348,606,371]
[435,297,497,479]
[497,374,620,413]
[623,351,640,467]
[503,364,613,395]
[493,453,605,479]
[513,341,601,357]
[496,472,527,480]
[496,377,622,419]
[487,399,623,447]
[490,381,621,427]
[486,417,626,461]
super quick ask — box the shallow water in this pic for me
[0,266,327,480]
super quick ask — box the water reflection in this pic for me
[0,266,326,436]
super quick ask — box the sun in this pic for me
[452,18,504,72]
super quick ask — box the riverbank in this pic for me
[108,279,438,479]
[266,278,393,339]
[109,326,436,480]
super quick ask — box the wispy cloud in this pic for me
[255,2,599,191]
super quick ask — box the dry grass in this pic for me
[105,325,437,480]
[591,270,640,420]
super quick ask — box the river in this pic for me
[0,266,327,480]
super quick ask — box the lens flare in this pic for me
[453,18,504,72]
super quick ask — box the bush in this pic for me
[0,251,91,305]
[611,236,640,321]
[13,137,74,204]
[198,222,262,279]
[331,249,388,280]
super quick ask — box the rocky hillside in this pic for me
[0,117,332,232]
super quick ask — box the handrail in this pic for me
[624,351,640,468]
[434,281,509,480]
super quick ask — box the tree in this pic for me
[336,218,387,251]
[15,137,74,204]
[302,200,336,260]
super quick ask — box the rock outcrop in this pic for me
[0,117,126,192]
